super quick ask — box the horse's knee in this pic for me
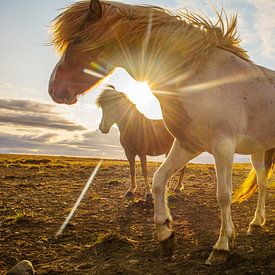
[217,193,231,207]
[152,169,167,194]
[216,184,232,206]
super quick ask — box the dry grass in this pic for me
[0,154,274,274]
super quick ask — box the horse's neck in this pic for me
[116,103,139,132]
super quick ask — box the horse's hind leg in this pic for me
[247,151,266,234]
[206,139,235,265]
[139,154,152,202]
[153,140,200,255]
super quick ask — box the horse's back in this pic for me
[120,115,174,156]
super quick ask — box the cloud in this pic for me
[57,128,124,154]
[0,133,57,150]
[247,0,275,59]
[174,0,275,63]
[0,113,86,131]
[0,128,125,159]
[0,98,86,131]
[0,81,41,99]
[0,97,126,158]
[0,82,12,88]
[0,98,58,114]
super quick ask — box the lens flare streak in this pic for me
[90,61,108,74]
[55,159,103,237]
[84,68,105,79]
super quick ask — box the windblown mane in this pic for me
[51,1,250,72]
[96,85,136,110]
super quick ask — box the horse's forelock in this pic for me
[51,1,91,53]
[96,89,121,107]
[96,88,133,109]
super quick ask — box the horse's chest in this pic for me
[157,94,203,151]
[157,95,191,137]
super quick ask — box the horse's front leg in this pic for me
[207,139,235,265]
[125,151,136,198]
[153,140,200,255]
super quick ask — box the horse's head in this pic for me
[98,101,120,133]
[49,0,113,105]
[97,86,130,134]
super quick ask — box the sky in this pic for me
[0,0,275,163]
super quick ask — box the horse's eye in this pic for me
[73,37,82,45]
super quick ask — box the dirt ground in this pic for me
[0,154,274,274]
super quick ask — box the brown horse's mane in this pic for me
[51,0,250,72]
[96,85,138,111]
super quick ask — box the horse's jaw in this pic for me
[99,127,110,134]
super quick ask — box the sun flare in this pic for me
[127,81,151,105]
[103,68,162,119]
[123,79,162,119]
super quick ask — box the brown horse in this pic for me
[96,85,184,201]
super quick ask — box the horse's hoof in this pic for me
[205,249,229,265]
[145,193,153,203]
[124,191,134,199]
[173,188,180,193]
[247,224,262,235]
[160,231,176,257]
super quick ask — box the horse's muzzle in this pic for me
[49,86,77,105]
[99,126,110,134]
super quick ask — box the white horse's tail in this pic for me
[233,148,275,203]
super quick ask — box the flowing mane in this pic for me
[51,0,250,72]
[96,85,137,110]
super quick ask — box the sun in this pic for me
[127,81,152,105]
[105,68,162,119]
[124,80,162,119]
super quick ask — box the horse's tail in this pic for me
[233,148,275,203]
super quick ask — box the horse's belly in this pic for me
[147,151,165,156]
[235,135,271,154]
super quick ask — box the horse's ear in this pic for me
[89,0,102,21]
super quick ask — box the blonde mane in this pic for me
[96,85,136,110]
[51,0,250,73]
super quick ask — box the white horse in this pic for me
[48,0,275,265]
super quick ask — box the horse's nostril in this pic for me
[49,87,62,100]
[49,87,55,97]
